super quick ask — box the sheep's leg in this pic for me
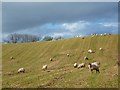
[91,69,93,73]
[96,69,100,73]
[98,69,100,73]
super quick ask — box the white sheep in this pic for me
[78,63,85,69]
[67,54,70,57]
[81,37,84,39]
[18,68,25,73]
[88,49,93,53]
[74,63,78,68]
[10,56,14,60]
[84,56,88,60]
[42,65,47,70]
[50,58,53,61]
[99,48,103,50]
[88,62,100,73]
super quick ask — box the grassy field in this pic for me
[2,34,119,88]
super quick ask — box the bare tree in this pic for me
[5,33,40,43]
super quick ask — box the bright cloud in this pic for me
[62,21,90,32]
[50,32,73,38]
[99,22,118,27]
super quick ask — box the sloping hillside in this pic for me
[2,34,118,88]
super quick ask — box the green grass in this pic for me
[2,34,119,88]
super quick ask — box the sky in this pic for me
[2,2,118,41]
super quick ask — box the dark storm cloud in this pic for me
[2,2,118,33]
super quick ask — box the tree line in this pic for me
[3,33,64,44]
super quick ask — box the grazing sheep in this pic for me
[84,56,89,60]
[74,63,78,68]
[10,56,14,60]
[81,37,84,39]
[88,49,93,53]
[18,68,25,73]
[99,48,103,50]
[67,54,70,57]
[78,63,85,69]
[88,62,100,73]
[50,58,53,61]
[42,65,47,70]
[88,63,100,73]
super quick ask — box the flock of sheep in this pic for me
[15,48,102,74]
[42,48,102,73]
[11,33,111,74]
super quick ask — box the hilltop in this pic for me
[2,34,118,88]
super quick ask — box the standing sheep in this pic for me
[74,63,78,68]
[18,68,25,73]
[88,62,100,73]
[88,49,93,53]
[81,37,84,39]
[84,56,88,60]
[99,48,103,50]
[50,58,53,61]
[10,56,14,60]
[67,54,70,57]
[42,65,47,70]
[77,63,85,69]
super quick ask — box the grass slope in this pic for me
[2,34,118,88]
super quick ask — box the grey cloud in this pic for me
[2,2,118,34]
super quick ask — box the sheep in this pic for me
[81,37,84,39]
[88,49,93,53]
[99,48,103,50]
[67,54,70,57]
[88,63,100,73]
[18,68,25,73]
[84,56,89,60]
[88,62,100,73]
[10,56,14,60]
[50,58,53,61]
[74,63,78,68]
[77,63,85,69]
[42,65,47,70]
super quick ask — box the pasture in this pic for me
[2,34,119,88]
